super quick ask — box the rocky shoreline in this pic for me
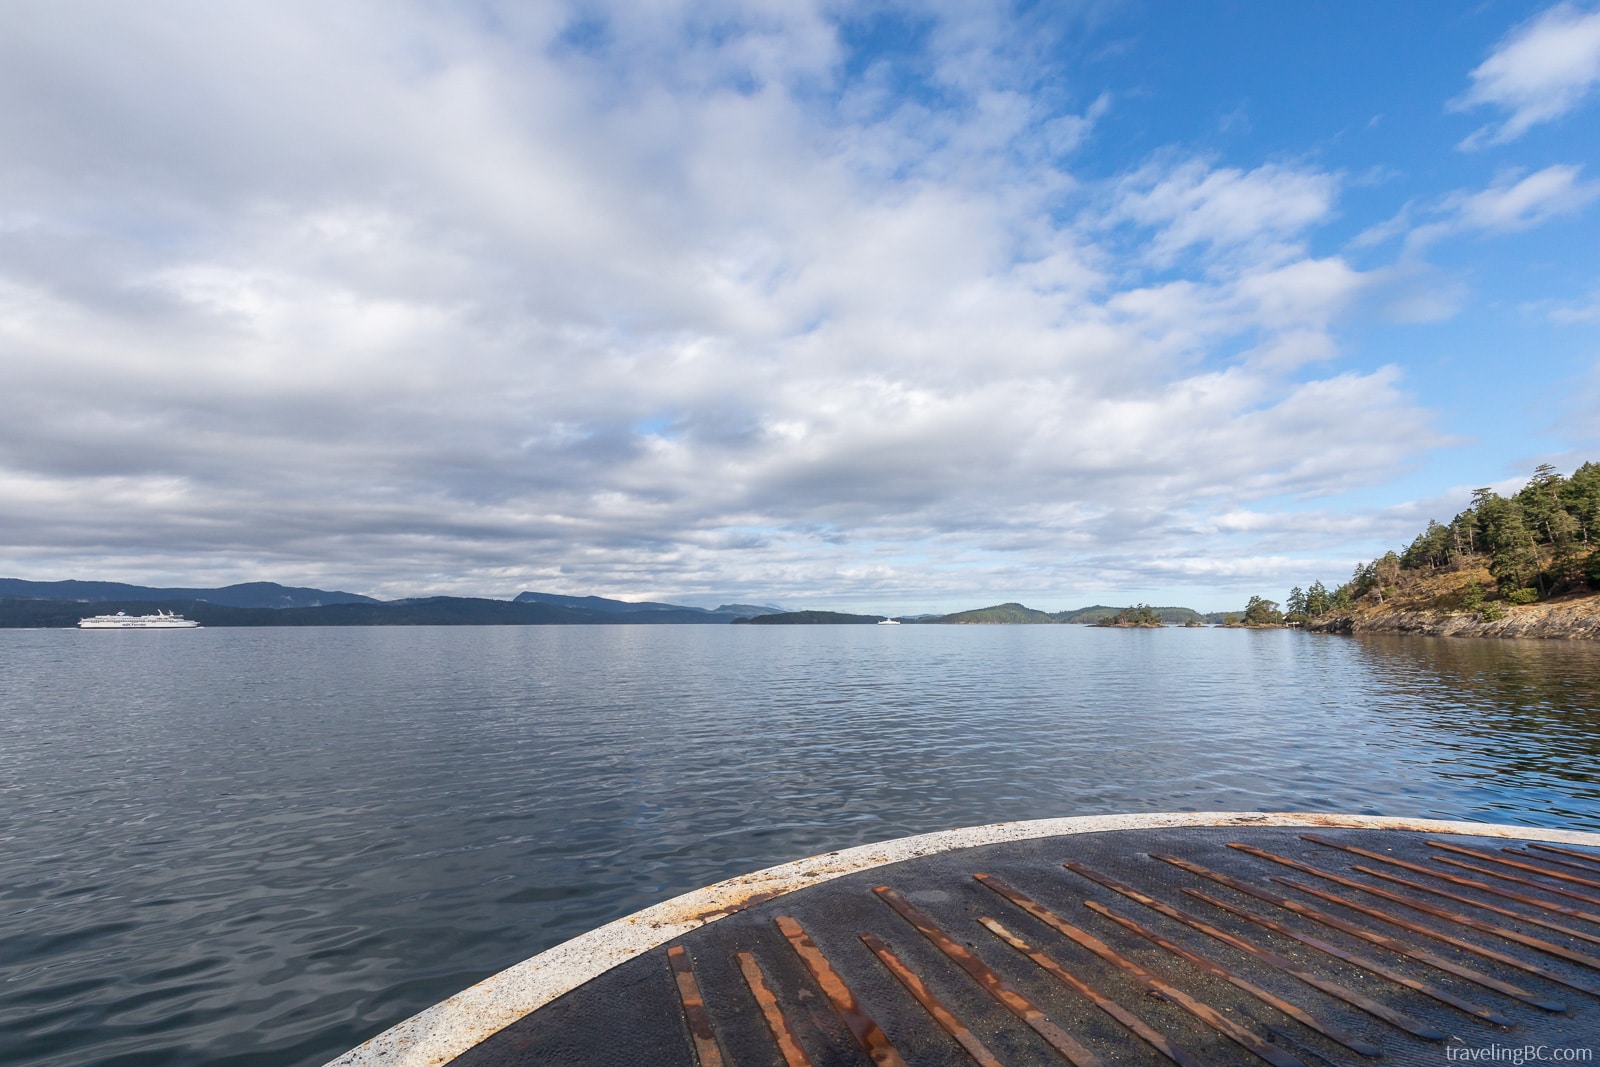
[1306,593,1600,640]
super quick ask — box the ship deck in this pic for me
[330,813,1600,1067]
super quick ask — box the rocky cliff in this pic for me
[1307,591,1600,639]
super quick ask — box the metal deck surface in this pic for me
[447,826,1600,1066]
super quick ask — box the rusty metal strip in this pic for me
[1184,887,1513,1027]
[974,873,1306,1067]
[1426,840,1600,892]
[1508,847,1600,877]
[1273,872,1595,999]
[1229,842,1600,999]
[774,915,907,1067]
[976,915,1205,1067]
[1245,843,1600,974]
[1083,899,1382,1057]
[1299,831,1600,940]
[1297,835,1600,917]
[1503,847,1600,888]
[1433,857,1600,915]
[1153,851,1560,1012]
[1349,858,1600,950]
[859,933,1003,1067]
[735,951,813,1067]
[872,885,1105,1067]
[1063,862,1446,1042]
[1527,843,1600,871]
[667,945,726,1067]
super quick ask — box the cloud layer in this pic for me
[1455,2,1600,148]
[0,2,1588,609]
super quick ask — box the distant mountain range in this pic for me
[911,602,1208,625]
[0,580,791,627]
[512,591,783,617]
[0,579,1236,627]
[0,578,378,609]
[732,610,885,624]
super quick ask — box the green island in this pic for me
[1092,604,1165,628]
[731,610,885,624]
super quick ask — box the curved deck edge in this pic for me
[326,810,1600,1067]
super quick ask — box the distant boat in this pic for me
[78,610,200,629]
[876,616,901,625]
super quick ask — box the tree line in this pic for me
[1283,460,1600,623]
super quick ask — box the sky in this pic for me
[2,1,1599,613]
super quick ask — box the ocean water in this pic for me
[2,624,1598,1066]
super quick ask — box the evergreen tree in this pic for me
[1243,596,1282,625]
[1549,509,1584,588]
[1489,509,1541,595]
[1562,462,1600,546]
[1516,463,1566,544]
[1305,580,1332,616]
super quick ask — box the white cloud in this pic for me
[1455,2,1600,148]
[1452,164,1600,231]
[1111,160,1338,267]
[1541,288,1600,322]
[0,2,1448,608]
[1400,165,1600,255]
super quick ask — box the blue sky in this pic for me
[1,1,1598,611]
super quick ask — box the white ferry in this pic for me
[78,609,200,629]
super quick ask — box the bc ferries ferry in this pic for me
[78,610,200,629]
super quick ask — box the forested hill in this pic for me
[0,578,378,608]
[732,610,885,624]
[920,603,1206,624]
[1282,460,1600,630]
[932,602,1056,624]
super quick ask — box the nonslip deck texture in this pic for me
[449,828,1600,1066]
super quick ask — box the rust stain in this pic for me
[667,945,725,1067]
[860,932,1005,1067]
[1084,899,1382,1057]
[1430,858,1600,920]
[1526,842,1600,870]
[976,914,1204,1067]
[1186,887,1513,1027]
[736,951,813,1067]
[1063,863,1446,1042]
[1232,842,1600,998]
[979,871,1310,1066]
[1429,840,1600,892]
[776,915,907,1067]
[1153,851,1560,1013]
[874,885,1106,1067]
[1303,835,1600,951]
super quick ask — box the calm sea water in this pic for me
[2,625,1599,1066]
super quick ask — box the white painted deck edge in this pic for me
[325,811,1600,1066]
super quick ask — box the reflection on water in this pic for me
[1348,635,1600,825]
[1,625,1597,1066]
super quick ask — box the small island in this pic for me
[1092,604,1165,628]
[732,610,886,624]
[931,602,1056,624]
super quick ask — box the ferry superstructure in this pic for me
[77,610,200,629]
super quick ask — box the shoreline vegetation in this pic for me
[6,462,1596,638]
[1271,460,1600,641]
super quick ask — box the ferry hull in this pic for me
[78,612,200,629]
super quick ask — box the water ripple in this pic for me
[2,625,1598,1065]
